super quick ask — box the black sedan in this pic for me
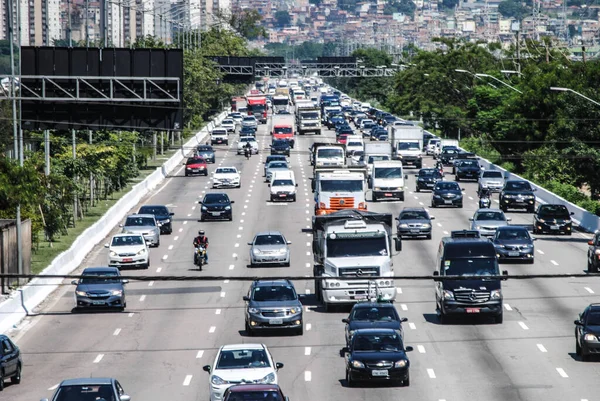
[396,207,434,239]
[370,128,388,141]
[195,145,215,163]
[72,267,128,311]
[416,168,443,192]
[430,181,464,208]
[492,225,535,263]
[271,139,291,156]
[500,180,536,213]
[138,204,174,234]
[342,303,407,346]
[455,159,481,181]
[0,334,21,391]
[199,192,234,221]
[343,328,412,387]
[439,149,459,165]
[575,303,600,361]
[533,204,573,235]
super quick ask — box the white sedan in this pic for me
[242,116,258,129]
[212,166,241,188]
[237,137,259,155]
[220,119,236,133]
[203,344,284,401]
[105,233,149,269]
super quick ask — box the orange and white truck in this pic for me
[271,114,295,148]
[312,168,367,216]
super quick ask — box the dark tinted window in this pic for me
[505,181,532,191]
[435,182,460,191]
[538,205,569,217]
[80,270,121,284]
[186,158,205,165]
[353,333,403,352]
[139,206,169,215]
[204,194,230,203]
[252,285,297,302]
[125,216,155,226]
[496,228,530,240]
[586,312,600,326]
[54,385,116,401]
[443,242,496,259]
[226,391,284,401]
[254,235,286,245]
[351,306,398,321]
[400,210,429,220]
[442,257,499,276]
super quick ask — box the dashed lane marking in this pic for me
[235,243,240,248]
[233,253,238,259]
[537,249,544,254]
[400,304,408,311]
[128,313,134,317]
[209,326,216,333]
[437,223,442,227]
[306,263,311,268]
[551,260,559,266]
[556,368,568,378]
[168,245,174,250]
[306,242,311,247]
[443,231,449,235]
[408,322,416,330]
[148,281,154,287]
[397,287,402,294]
[183,221,188,225]
[220,292,226,298]
[139,295,146,302]
[427,368,436,379]
[504,304,512,311]
[417,345,426,353]
[537,344,547,353]
[304,371,312,382]
[224,279,230,284]
[162,255,168,260]
[113,328,121,336]
[174,236,179,241]
[468,196,473,200]
[306,323,312,331]
[156,267,162,273]
[179,228,183,232]
[306,251,311,256]
[305,347,311,356]
[518,321,529,330]
[585,287,595,294]
[187,214,191,217]
[215,309,221,315]
[93,354,104,363]
[196,350,204,359]
[192,206,196,210]
[183,375,193,386]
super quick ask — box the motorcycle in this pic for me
[479,195,491,209]
[436,162,444,176]
[194,245,207,270]
[244,147,251,160]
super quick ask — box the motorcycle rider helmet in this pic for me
[198,230,205,236]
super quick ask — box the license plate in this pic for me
[508,252,520,257]
[123,258,133,262]
[192,169,199,172]
[444,200,453,204]
[92,301,105,305]
[372,370,389,377]
[426,183,433,187]
[279,194,287,197]
[269,319,283,325]
[410,229,419,233]
[355,295,368,300]
[211,212,221,216]
[466,308,480,313]
[384,193,392,197]
[550,225,560,230]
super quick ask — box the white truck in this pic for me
[312,168,367,216]
[311,210,401,311]
[310,143,345,168]
[370,160,408,202]
[434,139,460,157]
[296,103,322,135]
[364,142,392,177]
[389,125,423,168]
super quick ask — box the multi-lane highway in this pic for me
[2,108,599,401]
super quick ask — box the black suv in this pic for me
[431,181,464,208]
[455,159,481,181]
[533,204,573,235]
[271,139,291,156]
[243,279,303,336]
[198,193,234,221]
[0,334,22,391]
[439,148,459,165]
[587,232,600,272]
[575,303,600,361]
[138,204,174,234]
[416,168,443,192]
[499,180,536,213]
[342,303,407,346]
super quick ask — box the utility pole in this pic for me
[72,130,78,225]
[44,130,50,176]
[68,0,72,46]
[85,0,89,47]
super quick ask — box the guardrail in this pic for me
[0,111,228,334]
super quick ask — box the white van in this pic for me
[269,170,297,202]
[346,137,364,156]
[360,103,371,113]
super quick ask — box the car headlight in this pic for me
[584,333,598,342]
[422,223,431,228]
[258,373,276,384]
[248,307,260,314]
[378,280,392,287]
[76,291,87,297]
[289,308,299,314]
[476,225,481,230]
[394,360,408,368]
[163,219,171,223]
[351,360,365,368]
[523,244,533,248]
[278,248,287,253]
[495,244,505,249]
[490,289,502,300]
[348,330,356,338]
[399,223,408,228]
[186,167,191,170]
[225,206,231,210]
[110,251,118,257]
[433,194,441,198]
[443,290,454,300]
[253,249,261,255]
[136,248,146,255]
[211,375,228,385]
[201,206,207,211]
[111,290,123,296]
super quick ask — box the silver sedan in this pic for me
[248,231,291,267]
[469,208,511,237]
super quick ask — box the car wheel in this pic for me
[495,313,504,324]
[458,203,463,208]
[416,187,420,192]
[582,354,590,362]
[185,172,188,177]
[228,216,233,221]
[297,325,304,336]
[528,258,534,264]
[402,371,410,387]
[245,322,254,336]
[11,364,21,385]
[200,216,205,222]
[527,207,535,213]
[576,339,582,356]
[324,301,330,312]
[346,369,354,387]
[426,234,432,240]
[431,202,436,208]
[455,176,459,181]
[0,372,4,391]
[439,311,447,324]
[500,205,507,212]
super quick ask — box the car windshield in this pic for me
[420,169,442,178]
[252,285,297,302]
[327,236,387,257]
[320,180,363,192]
[223,120,233,124]
[505,181,532,191]
[213,130,227,135]
[539,205,570,217]
[363,122,375,127]
[273,179,294,186]
[204,194,229,204]
[266,157,286,164]
[317,149,343,158]
[139,206,169,215]
[216,349,271,370]
[443,258,498,276]
[125,217,155,226]
[347,141,363,147]
[400,211,429,220]
[254,234,286,245]
[475,211,505,221]
[368,155,390,163]
[300,112,319,119]
[374,167,402,179]
[461,160,478,167]
[197,146,213,151]
[111,235,144,246]
[496,229,530,240]
[54,384,116,401]
[354,333,403,352]
[216,168,237,174]
[80,271,121,284]
[587,312,600,326]
[243,117,255,122]
[483,171,503,178]
[186,158,205,165]
[226,391,284,401]
[268,162,288,169]
[272,140,288,146]
[274,127,292,134]
[398,142,420,150]
[443,149,458,154]
[240,137,255,143]
[351,307,398,321]
[435,182,460,191]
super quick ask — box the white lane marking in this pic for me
[235,243,240,248]
[192,206,196,210]
[239,226,243,230]
[148,281,154,287]
[113,328,121,336]
[244,205,248,209]
[417,345,426,353]
[427,368,436,379]
[48,384,59,391]
[179,228,183,232]
[187,213,191,217]
[237,234,242,238]
[397,287,402,294]
[128,312,134,317]
[305,306,311,313]
[156,267,162,273]
[229,264,234,270]
[408,322,416,330]
[437,223,442,227]
[183,375,193,386]
[209,326,216,333]
[305,347,311,356]
[551,260,559,266]
[174,236,179,241]
[162,255,168,260]
[183,221,188,225]
[518,321,529,330]
[414,196,418,200]
[443,230,449,235]
[215,309,221,315]
[220,291,226,298]
[93,354,104,363]
[306,251,311,256]
[585,287,595,294]
[306,323,312,331]
[400,304,408,311]
[556,368,568,378]
[306,263,311,268]
[233,253,238,258]
[242,212,246,216]
[537,344,547,353]
[306,242,311,247]
[504,304,512,311]
[139,295,146,301]
[196,350,204,359]
[224,279,230,284]
[419,202,424,206]
[537,249,544,254]
[493,199,500,203]
[468,196,473,200]
[304,371,312,381]
[168,245,174,250]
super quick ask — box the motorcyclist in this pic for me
[193,230,209,263]
[478,187,492,208]
[435,160,444,174]
[244,142,252,158]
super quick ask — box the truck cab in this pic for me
[370,160,408,202]
[311,143,345,168]
[313,169,367,215]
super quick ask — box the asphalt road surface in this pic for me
[3,108,599,401]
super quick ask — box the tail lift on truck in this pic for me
[271,114,295,148]
[311,167,367,215]
[246,95,268,124]
[308,210,402,311]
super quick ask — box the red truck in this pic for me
[271,114,295,148]
[246,96,267,124]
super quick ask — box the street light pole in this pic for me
[475,73,523,94]
[550,87,600,107]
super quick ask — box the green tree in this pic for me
[498,0,529,18]
[275,10,291,27]
[384,0,417,16]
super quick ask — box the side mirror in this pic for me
[276,362,284,370]
[401,317,408,322]
[506,217,512,221]
[287,241,292,244]
[71,280,78,285]
[430,216,435,220]
[532,188,537,191]
[433,271,439,276]
[341,347,349,354]
[469,217,473,221]
[405,174,408,180]
[574,320,583,326]
[247,242,253,245]
[502,270,509,280]
[104,243,109,248]
[119,224,124,227]
[395,217,399,221]
[571,212,575,215]
[342,318,349,323]
[461,188,466,191]
[120,395,131,401]
[268,184,271,187]
[198,201,203,205]
[405,346,414,352]
[203,365,211,373]
[170,212,175,216]
[122,279,129,284]
[230,201,235,204]
[588,240,594,246]
[243,296,250,301]
[295,183,298,187]
[394,237,402,252]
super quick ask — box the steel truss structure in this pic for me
[0,76,181,102]
[216,63,397,78]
